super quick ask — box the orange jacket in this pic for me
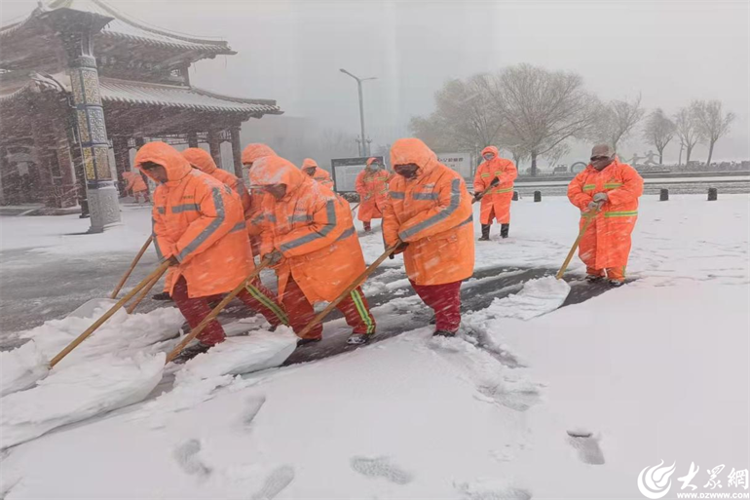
[474,146,517,224]
[301,158,334,190]
[567,158,644,270]
[136,142,253,298]
[355,161,390,222]
[123,171,147,193]
[182,148,252,214]
[241,143,279,241]
[474,146,517,196]
[383,138,475,286]
[249,156,366,303]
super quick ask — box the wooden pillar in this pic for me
[187,131,199,148]
[112,137,130,197]
[230,126,243,178]
[208,129,223,169]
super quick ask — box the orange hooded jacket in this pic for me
[136,142,253,298]
[301,158,334,190]
[249,156,366,303]
[182,148,252,214]
[474,146,517,224]
[383,138,475,286]
[567,157,644,272]
[122,171,147,193]
[355,158,390,222]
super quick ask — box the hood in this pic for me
[181,148,217,174]
[241,143,277,165]
[366,157,378,167]
[390,138,438,177]
[135,142,191,183]
[301,158,318,170]
[249,156,306,196]
[481,146,499,158]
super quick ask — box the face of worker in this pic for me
[483,152,495,161]
[303,166,316,177]
[590,154,614,171]
[141,162,168,183]
[264,184,287,200]
[394,164,419,179]
[243,162,253,171]
[369,162,382,170]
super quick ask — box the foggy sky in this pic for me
[2,0,748,164]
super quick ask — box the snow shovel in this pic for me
[165,258,272,363]
[556,205,601,280]
[125,265,169,314]
[111,235,153,299]
[295,244,399,340]
[472,177,500,204]
[350,203,360,213]
[50,260,172,368]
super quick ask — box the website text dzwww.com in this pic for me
[676,493,750,499]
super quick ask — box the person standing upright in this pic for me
[473,146,517,240]
[567,144,644,287]
[355,157,390,232]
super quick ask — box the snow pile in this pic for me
[18,304,184,369]
[0,341,49,397]
[175,328,297,386]
[476,276,571,322]
[0,353,165,450]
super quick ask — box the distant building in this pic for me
[0,0,282,231]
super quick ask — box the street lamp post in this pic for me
[340,68,376,157]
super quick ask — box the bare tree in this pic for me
[483,64,599,176]
[543,143,571,170]
[674,107,700,166]
[595,94,645,151]
[409,74,502,154]
[643,108,675,164]
[690,100,735,167]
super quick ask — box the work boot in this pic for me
[500,224,510,239]
[363,221,372,233]
[172,341,212,364]
[296,337,322,348]
[347,333,372,346]
[433,330,457,338]
[585,275,604,283]
[478,224,490,241]
[608,279,625,287]
[152,292,172,301]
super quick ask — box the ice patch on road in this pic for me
[0,341,49,397]
[0,353,165,450]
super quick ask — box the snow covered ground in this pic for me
[0,194,748,499]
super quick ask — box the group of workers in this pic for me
[131,138,643,362]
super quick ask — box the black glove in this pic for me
[388,241,408,259]
[490,177,500,187]
[167,256,180,267]
[473,192,482,201]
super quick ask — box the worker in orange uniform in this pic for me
[135,142,289,362]
[383,138,475,337]
[355,157,390,233]
[241,143,280,257]
[473,146,517,240]
[301,158,334,190]
[182,148,252,214]
[122,170,150,203]
[567,144,644,287]
[249,155,376,347]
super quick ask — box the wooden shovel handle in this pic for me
[111,236,153,299]
[50,260,171,368]
[296,245,399,340]
[165,259,272,363]
[125,265,168,314]
[555,209,599,280]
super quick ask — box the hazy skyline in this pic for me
[2,0,748,164]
